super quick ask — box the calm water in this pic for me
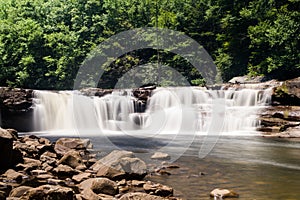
[38,133,300,200]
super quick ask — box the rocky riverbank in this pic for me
[0,127,185,200]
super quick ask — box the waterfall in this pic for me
[32,87,271,135]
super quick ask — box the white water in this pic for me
[32,87,271,136]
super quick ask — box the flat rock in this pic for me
[72,172,91,183]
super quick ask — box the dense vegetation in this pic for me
[0,0,299,89]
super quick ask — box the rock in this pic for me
[0,128,14,171]
[52,164,77,178]
[91,150,147,180]
[119,192,165,200]
[91,178,118,195]
[151,152,171,160]
[95,157,147,180]
[58,150,86,169]
[272,78,300,106]
[91,150,135,171]
[20,185,75,200]
[72,172,91,183]
[131,180,146,187]
[9,186,33,197]
[0,181,13,196]
[79,178,118,196]
[0,191,5,200]
[143,182,173,197]
[229,76,246,84]
[210,188,239,198]
[4,169,24,183]
[55,138,92,150]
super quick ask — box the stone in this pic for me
[96,157,147,180]
[0,181,13,196]
[91,178,118,195]
[9,186,33,197]
[0,128,14,171]
[131,180,146,187]
[151,152,171,160]
[72,172,91,183]
[210,188,239,198]
[119,192,165,200]
[79,178,117,196]
[55,138,93,155]
[4,169,24,183]
[20,185,75,200]
[143,182,173,197]
[52,164,77,178]
[58,150,86,169]
[91,150,134,172]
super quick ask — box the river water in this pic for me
[28,87,300,199]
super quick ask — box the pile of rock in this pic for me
[0,128,180,200]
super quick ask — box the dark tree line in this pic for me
[0,0,299,89]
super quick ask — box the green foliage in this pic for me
[0,0,299,89]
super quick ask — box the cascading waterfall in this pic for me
[32,87,271,135]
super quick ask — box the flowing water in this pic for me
[29,87,300,199]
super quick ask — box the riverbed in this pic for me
[34,133,300,200]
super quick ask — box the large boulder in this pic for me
[79,178,118,196]
[0,128,14,171]
[20,185,75,200]
[90,150,147,180]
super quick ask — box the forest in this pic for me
[0,0,299,89]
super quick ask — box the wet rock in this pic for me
[210,188,239,198]
[9,186,33,198]
[58,150,86,169]
[20,184,75,200]
[143,182,173,197]
[0,128,14,171]
[119,192,165,200]
[72,172,91,183]
[151,152,171,160]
